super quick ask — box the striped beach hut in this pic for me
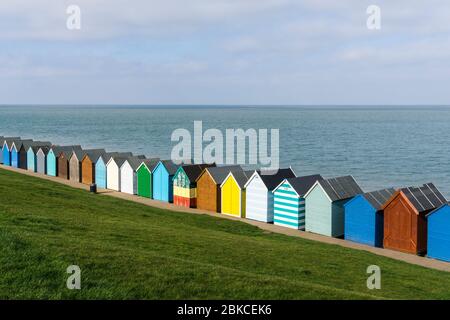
[152,160,179,202]
[427,203,450,262]
[344,188,395,247]
[19,141,51,170]
[244,168,296,222]
[196,165,243,213]
[10,139,33,168]
[47,145,82,177]
[272,175,323,229]
[220,170,253,218]
[173,163,216,207]
[120,156,150,195]
[69,149,105,183]
[136,158,160,198]
[304,176,363,237]
[81,150,107,185]
[36,146,50,174]
[95,152,132,189]
[382,183,446,255]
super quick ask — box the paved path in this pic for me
[2,164,450,272]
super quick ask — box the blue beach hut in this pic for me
[152,160,179,202]
[1,137,20,165]
[344,188,395,247]
[272,174,323,229]
[10,139,33,168]
[427,203,450,262]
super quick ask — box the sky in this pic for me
[0,1,449,105]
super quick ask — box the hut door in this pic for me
[385,199,415,252]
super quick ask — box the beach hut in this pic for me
[10,139,33,168]
[196,165,243,213]
[36,146,50,174]
[136,158,161,198]
[244,168,296,222]
[272,174,323,230]
[382,183,446,255]
[19,141,51,170]
[69,149,105,183]
[304,176,363,238]
[57,149,76,180]
[106,156,128,191]
[81,150,108,185]
[0,137,3,164]
[152,160,179,202]
[27,146,38,172]
[2,137,20,166]
[95,152,132,189]
[427,203,450,262]
[344,188,395,247]
[173,163,216,207]
[220,170,253,218]
[47,145,82,177]
[121,156,157,195]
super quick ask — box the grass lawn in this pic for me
[1,168,450,299]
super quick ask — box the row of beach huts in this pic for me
[2,136,450,263]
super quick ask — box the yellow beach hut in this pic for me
[220,170,253,218]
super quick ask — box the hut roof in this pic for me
[100,152,133,163]
[317,176,363,201]
[73,149,105,161]
[252,168,296,190]
[52,145,82,158]
[157,160,179,175]
[35,146,51,155]
[361,188,396,210]
[181,163,216,183]
[139,158,161,172]
[2,137,21,148]
[124,156,149,170]
[399,183,447,213]
[11,139,33,150]
[21,141,52,151]
[227,170,254,189]
[202,165,242,184]
[283,174,324,197]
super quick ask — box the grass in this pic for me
[1,168,450,299]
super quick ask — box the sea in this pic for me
[2,105,450,197]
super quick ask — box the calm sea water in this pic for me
[2,105,450,197]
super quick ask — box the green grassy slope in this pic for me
[1,168,450,299]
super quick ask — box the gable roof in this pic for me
[155,160,179,175]
[99,152,133,164]
[83,149,108,163]
[35,146,51,155]
[72,149,105,162]
[138,158,161,172]
[396,183,447,214]
[11,139,33,151]
[246,168,296,190]
[426,202,450,217]
[2,137,21,149]
[222,170,254,189]
[199,165,243,184]
[122,156,150,171]
[359,188,396,210]
[20,141,52,151]
[279,174,324,197]
[313,176,363,202]
[51,145,82,158]
[179,163,216,183]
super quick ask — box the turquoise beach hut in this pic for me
[272,174,323,230]
[152,160,179,202]
[46,145,82,177]
[304,176,363,238]
[27,146,38,172]
[95,152,132,189]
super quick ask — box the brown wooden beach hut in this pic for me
[81,150,107,185]
[381,183,447,255]
[69,149,105,183]
[56,146,82,179]
[196,165,242,213]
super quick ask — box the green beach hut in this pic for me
[136,158,160,198]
